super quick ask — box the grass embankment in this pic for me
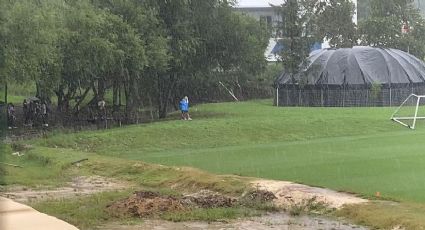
[35,100,425,202]
[2,145,248,194]
[3,100,425,228]
[1,145,255,229]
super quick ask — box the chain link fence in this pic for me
[277,84,425,107]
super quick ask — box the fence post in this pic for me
[286,89,289,105]
[276,87,279,107]
[298,89,301,105]
[366,89,369,106]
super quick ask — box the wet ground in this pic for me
[1,176,128,203]
[103,212,367,230]
[1,176,370,230]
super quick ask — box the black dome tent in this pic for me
[276,46,425,107]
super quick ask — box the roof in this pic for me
[277,46,425,86]
[235,0,284,8]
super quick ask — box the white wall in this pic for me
[235,0,284,8]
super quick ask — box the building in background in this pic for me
[234,0,283,62]
[233,0,283,35]
[234,0,322,62]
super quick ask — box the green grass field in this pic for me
[6,99,425,229]
[31,100,425,203]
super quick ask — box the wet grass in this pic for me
[32,100,425,203]
[32,190,265,229]
[5,99,425,229]
[31,191,132,230]
[1,146,249,195]
[338,201,425,229]
[2,146,252,229]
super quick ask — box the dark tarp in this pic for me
[277,46,425,87]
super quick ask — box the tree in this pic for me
[359,0,425,58]
[0,0,272,121]
[357,0,372,21]
[208,7,269,99]
[93,0,169,114]
[0,0,64,102]
[145,0,269,118]
[316,0,358,48]
[275,0,322,74]
[0,0,9,86]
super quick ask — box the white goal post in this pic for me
[391,94,425,129]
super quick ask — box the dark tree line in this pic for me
[0,0,270,119]
[2,0,424,120]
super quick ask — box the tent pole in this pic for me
[389,87,392,107]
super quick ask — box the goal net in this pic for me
[391,94,425,129]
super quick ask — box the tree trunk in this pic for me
[235,75,244,100]
[119,85,122,106]
[4,82,7,104]
[55,85,65,112]
[112,80,120,112]
[73,87,91,111]
[157,73,177,119]
[97,78,106,100]
[113,81,118,106]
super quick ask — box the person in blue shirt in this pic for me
[179,96,192,120]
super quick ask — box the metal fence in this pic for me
[277,84,425,107]
[6,105,158,133]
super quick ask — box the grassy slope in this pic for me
[33,100,425,202]
[1,146,252,229]
[5,100,425,229]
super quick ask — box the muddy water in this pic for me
[104,212,367,230]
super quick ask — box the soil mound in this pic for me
[107,190,238,217]
[107,191,185,218]
[182,190,236,208]
[242,189,277,202]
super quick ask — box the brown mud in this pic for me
[252,179,367,209]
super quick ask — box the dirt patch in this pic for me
[107,190,238,218]
[1,176,127,203]
[102,189,365,229]
[107,191,186,218]
[242,189,277,203]
[182,190,237,208]
[251,179,367,209]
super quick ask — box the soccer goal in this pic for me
[391,94,425,129]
